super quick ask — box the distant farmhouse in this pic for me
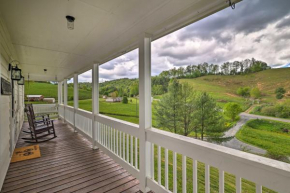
[106,97,122,103]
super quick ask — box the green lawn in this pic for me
[236,119,290,159]
[25,81,91,100]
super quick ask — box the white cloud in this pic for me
[77,0,290,82]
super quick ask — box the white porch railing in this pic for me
[32,104,58,114]
[59,104,290,193]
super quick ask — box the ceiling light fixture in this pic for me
[66,15,75,30]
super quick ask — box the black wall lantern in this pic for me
[9,63,22,80]
[17,76,24,85]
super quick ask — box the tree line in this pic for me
[159,58,269,79]
[71,58,269,98]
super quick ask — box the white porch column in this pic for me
[58,82,61,105]
[57,81,62,119]
[92,63,99,149]
[73,74,79,132]
[138,33,152,192]
[63,80,67,122]
[64,80,68,106]
[59,81,63,104]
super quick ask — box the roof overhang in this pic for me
[0,0,241,81]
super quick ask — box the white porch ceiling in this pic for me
[0,0,239,81]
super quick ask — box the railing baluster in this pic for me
[103,125,105,146]
[130,135,133,165]
[116,130,119,155]
[102,124,106,146]
[101,124,103,145]
[151,143,154,180]
[106,126,109,148]
[96,122,99,143]
[123,132,125,159]
[182,155,186,193]
[119,131,122,157]
[165,148,168,190]
[256,184,262,193]
[135,137,138,169]
[158,146,161,185]
[98,123,100,143]
[219,170,224,193]
[126,134,129,162]
[106,125,108,147]
[113,128,115,153]
[173,151,177,193]
[193,159,198,193]
[236,176,241,193]
[205,164,210,193]
[110,127,112,150]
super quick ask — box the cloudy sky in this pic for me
[78,0,290,82]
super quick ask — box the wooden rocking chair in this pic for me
[23,107,57,143]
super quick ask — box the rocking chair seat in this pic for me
[24,104,57,143]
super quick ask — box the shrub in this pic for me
[236,87,250,97]
[261,106,277,117]
[275,87,286,94]
[122,96,128,104]
[250,87,261,99]
[276,92,284,99]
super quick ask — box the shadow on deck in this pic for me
[2,120,140,193]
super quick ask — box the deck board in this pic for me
[1,120,141,193]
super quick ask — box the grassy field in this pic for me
[236,119,290,160]
[25,81,92,100]
[180,68,290,110]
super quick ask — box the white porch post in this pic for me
[57,81,61,119]
[73,74,79,132]
[58,81,63,105]
[139,33,152,192]
[92,63,99,149]
[63,80,67,122]
[58,82,61,105]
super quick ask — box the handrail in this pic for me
[147,127,290,193]
[76,108,93,118]
[95,114,140,138]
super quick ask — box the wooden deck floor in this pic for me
[2,120,141,193]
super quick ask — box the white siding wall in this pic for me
[0,12,22,191]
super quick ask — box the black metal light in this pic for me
[66,15,75,30]
[9,64,22,80]
[17,76,24,85]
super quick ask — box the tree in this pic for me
[193,92,223,140]
[179,83,195,136]
[250,87,261,99]
[155,79,181,134]
[275,87,286,99]
[122,96,128,104]
[224,102,242,121]
[130,82,139,97]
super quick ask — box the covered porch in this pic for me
[1,0,290,193]
[2,120,140,192]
